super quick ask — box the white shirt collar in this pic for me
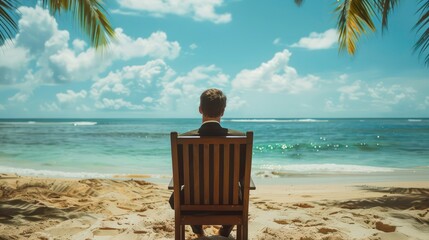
[202,120,220,125]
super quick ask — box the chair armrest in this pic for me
[169,177,255,190]
[168,178,174,190]
[250,177,256,190]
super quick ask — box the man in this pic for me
[169,88,244,238]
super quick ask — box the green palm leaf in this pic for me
[0,0,19,44]
[336,0,377,55]
[377,0,400,32]
[294,0,304,6]
[414,0,429,66]
[42,0,115,49]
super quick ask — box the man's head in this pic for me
[199,88,227,118]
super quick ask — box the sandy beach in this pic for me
[0,173,428,240]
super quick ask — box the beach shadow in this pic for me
[336,186,429,211]
[195,236,232,240]
[357,185,429,195]
[0,199,75,225]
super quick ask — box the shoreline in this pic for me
[1,163,428,185]
[1,173,428,239]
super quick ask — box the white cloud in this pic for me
[8,92,30,103]
[89,59,188,111]
[110,8,140,16]
[273,38,281,45]
[116,0,232,24]
[95,98,144,110]
[72,39,86,52]
[190,43,198,50]
[227,96,246,110]
[0,104,5,110]
[0,5,181,92]
[158,65,230,107]
[339,74,348,81]
[338,80,365,101]
[332,80,417,113]
[419,96,429,110]
[143,97,154,103]
[232,49,318,93]
[0,46,29,69]
[91,59,174,101]
[56,90,87,104]
[76,104,91,112]
[110,29,180,60]
[367,82,415,105]
[48,29,180,83]
[16,5,62,54]
[292,29,338,50]
[324,99,345,112]
[40,102,60,112]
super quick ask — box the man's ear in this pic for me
[199,106,203,114]
[220,109,224,117]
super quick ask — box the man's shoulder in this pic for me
[179,128,245,136]
[179,129,199,136]
[226,128,245,136]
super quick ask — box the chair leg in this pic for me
[243,222,248,240]
[181,225,185,240]
[236,224,242,240]
[175,222,181,240]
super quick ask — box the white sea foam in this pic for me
[227,119,328,123]
[258,163,397,174]
[72,121,97,126]
[408,119,422,122]
[0,166,113,179]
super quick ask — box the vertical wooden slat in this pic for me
[193,144,200,204]
[242,132,254,221]
[223,144,230,204]
[183,144,191,204]
[170,132,181,221]
[233,144,240,204]
[203,144,210,204]
[213,144,220,204]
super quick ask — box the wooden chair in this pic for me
[168,131,255,240]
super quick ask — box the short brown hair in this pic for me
[200,88,227,117]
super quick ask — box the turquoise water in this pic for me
[0,118,428,182]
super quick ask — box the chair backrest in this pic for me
[171,131,253,212]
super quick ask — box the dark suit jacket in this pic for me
[180,121,245,137]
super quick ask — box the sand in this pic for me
[0,173,428,240]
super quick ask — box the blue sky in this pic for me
[0,0,428,118]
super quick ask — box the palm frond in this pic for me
[294,0,304,6]
[42,0,115,49]
[376,0,400,32]
[414,0,429,66]
[42,0,68,14]
[336,0,377,55]
[0,0,19,44]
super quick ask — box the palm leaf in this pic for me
[414,0,429,66]
[294,0,304,6]
[0,0,19,44]
[376,0,400,32]
[42,0,115,49]
[336,0,377,54]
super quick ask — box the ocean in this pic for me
[1,118,428,184]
